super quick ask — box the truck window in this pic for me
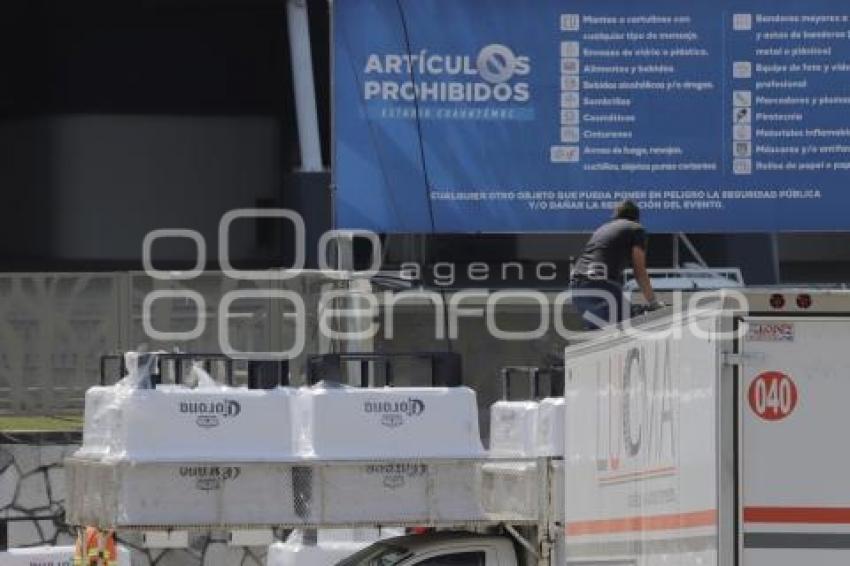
[414,552,486,565]
[335,543,412,566]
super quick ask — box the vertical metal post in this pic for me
[349,275,375,386]
[224,359,234,385]
[501,368,511,401]
[360,360,369,388]
[385,360,394,387]
[278,360,290,386]
[672,234,680,268]
[770,232,781,283]
[531,368,541,400]
[287,0,324,172]
[174,359,183,386]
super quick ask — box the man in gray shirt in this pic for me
[570,200,662,329]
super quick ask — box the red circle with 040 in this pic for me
[748,371,798,421]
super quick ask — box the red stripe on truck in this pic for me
[745,507,850,524]
[566,509,717,536]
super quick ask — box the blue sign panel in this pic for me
[334,0,850,233]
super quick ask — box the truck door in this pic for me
[740,317,850,566]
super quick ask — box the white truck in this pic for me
[563,288,850,566]
[65,289,850,566]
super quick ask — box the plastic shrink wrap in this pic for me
[76,355,296,462]
[66,458,309,526]
[318,460,484,523]
[481,460,540,519]
[69,353,543,528]
[536,397,566,457]
[488,401,539,457]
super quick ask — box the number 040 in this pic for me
[748,371,798,421]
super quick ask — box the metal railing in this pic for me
[623,267,745,291]
[0,271,341,414]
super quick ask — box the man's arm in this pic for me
[631,245,660,306]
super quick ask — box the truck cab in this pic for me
[336,533,519,566]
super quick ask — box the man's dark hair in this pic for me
[613,199,640,222]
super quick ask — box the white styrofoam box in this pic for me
[481,461,540,520]
[266,540,371,566]
[297,387,485,459]
[68,457,484,528]
[66,458,305,526]
[318,461,483,523]
[430,461,486,521]
[119,386,297,461]
[3,545,129,566]
[78,385,297,461]
[536,397,566,457]
[155,463,299,525]
[66,455,116,526]
[488,401,539,457]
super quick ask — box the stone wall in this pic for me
[0,434,77,549]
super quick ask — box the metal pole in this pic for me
[678,233,709,268]
[770,232,782,283]
[287,0,324,172]
[672,234,680,268]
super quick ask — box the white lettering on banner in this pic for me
[363,44,532,106]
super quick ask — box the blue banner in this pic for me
[334,0,850,233]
